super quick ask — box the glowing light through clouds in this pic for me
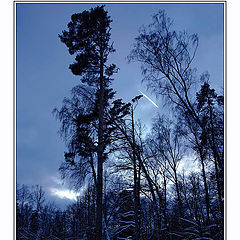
[138,90,159,108]
[50,188,81,201]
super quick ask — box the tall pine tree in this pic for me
[59,6,117,239]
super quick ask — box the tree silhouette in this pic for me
[129,9,224,233]
[59,6,118,239]
[196,82,224,229]
[128,10,199,123]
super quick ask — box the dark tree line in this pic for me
[17,6,224,240]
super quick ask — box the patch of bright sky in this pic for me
[50,188,81,201]
[178,154,202,175]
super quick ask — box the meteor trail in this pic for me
[138,90,159,108]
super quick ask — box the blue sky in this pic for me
[16,2,224,206]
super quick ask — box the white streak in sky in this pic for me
[138,90,159,108]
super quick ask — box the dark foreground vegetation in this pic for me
[17,5,224,240]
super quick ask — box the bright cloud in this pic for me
[50,188,80,201]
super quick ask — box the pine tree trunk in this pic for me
[131,107,141,240]
[208,101,224,225]
[96,51,104,240]
[199,150,211,225]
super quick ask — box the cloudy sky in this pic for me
[16,2,224,207]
